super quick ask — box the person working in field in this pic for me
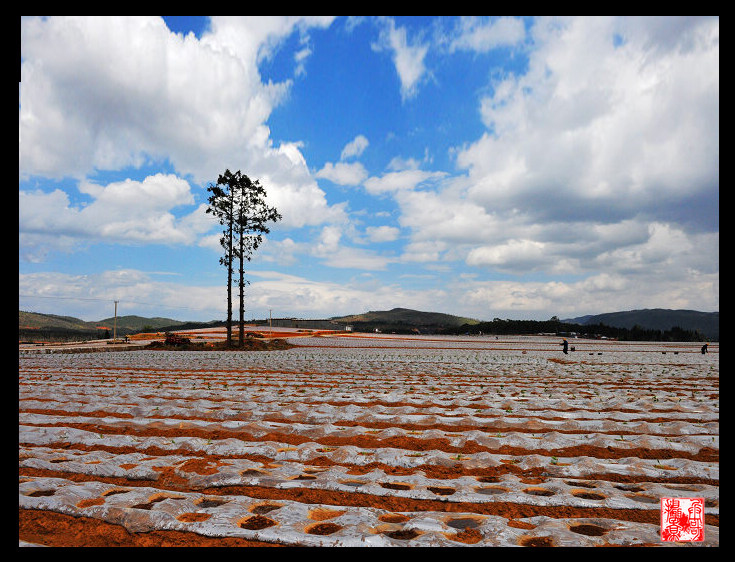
[560,338,569,354]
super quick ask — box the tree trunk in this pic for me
[226,220,233,348]
[238,222,245,347]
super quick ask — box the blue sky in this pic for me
[20,16,719,322]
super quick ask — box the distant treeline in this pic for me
[19,327,110,343]
[345,321,455,335]
[19,318,713,343]
[441,319,712,342]
[18,320,230,343]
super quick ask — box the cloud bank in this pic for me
[19,17,718,321]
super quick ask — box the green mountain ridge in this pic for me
[331,307,479,329]
[19,310,187,335]
[562,309,719,340]
[19,307,719,340]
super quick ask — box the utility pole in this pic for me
[113,300,118,342]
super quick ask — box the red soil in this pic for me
[19,340,719,546]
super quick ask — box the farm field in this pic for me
[19,331,719,547]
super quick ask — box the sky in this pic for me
[19,16,719,323]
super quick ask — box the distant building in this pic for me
[267,318,344,330]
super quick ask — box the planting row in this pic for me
[19,335,718,546]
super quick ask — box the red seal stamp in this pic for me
[661,497,705,542]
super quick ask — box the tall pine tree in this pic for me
[206,170,281,347]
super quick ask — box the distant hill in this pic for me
[19,311,95,332]
[19,307,719,342]
[20,311,186,332]
[563,309,718,340]
[331,308,479,333]
[95,315,189,332]
[19,310,189,341]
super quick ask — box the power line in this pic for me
[19,294,207,311]
[19,294,110,302]
[19,294,275,319]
